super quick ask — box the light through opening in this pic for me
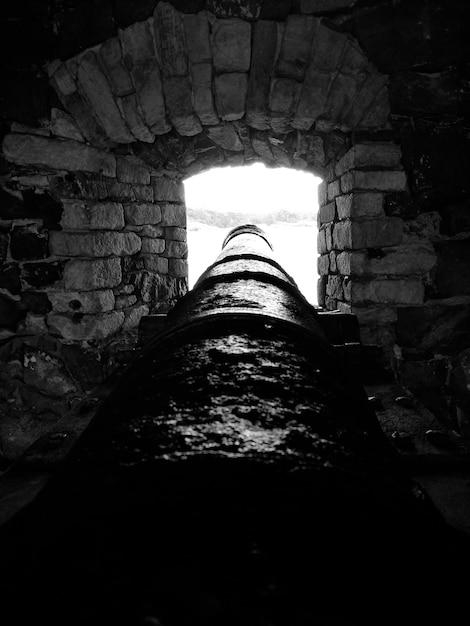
[184,164,321,304]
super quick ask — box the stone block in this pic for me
[152,178,184,202]
[317,181,327,207]
[161,204,186,227]
[115,294,137,310]
[327,180,340,201]
[293,69,331,131]
[124,203,162,226]
[326,275,343,299]
[169,258,188,277]
[23,350,76,397]
[119,93,155,143]
[10,223,48,261]
[77,51,133,144]
[351,218,403,249]
[163,76,202,136]
[61,201,125,231]
[3,134,116,177]
[329,251,337,273]
[123,304,150,331]
[324,72,360,124]
[337,243,436,276]
[163,240,188,259]
[106,181,136,203]
[50,108,84,142]
[21,261,65,289]
[336,193,384,219]
[335,143,402,177]
[166,227,186,241]
[139,225,165,238]
[269,77,301,132]
[360,86,391,129]
[212,18,251,73]
[317,227,327,254]
[48,290,115,314]
[319,201,336,224]
[215,73,248,121]
[116,157,151,185]
[99,36,134,97]
[184,12,212,63]
[133,185,154,203]
[143,256,169,274]
[246,21,278,130]
[141,238,165,254]
[206,124,243,152]
[153,2,188,77]
[325,223,333,251]
[49,231,142,257]
[344,72,388,129]
[63,258,122,290]
[317,254,329,275]
[276,15,317,81]
[342,170,407,192]
[310,23,348,72]
[47,310,125,341]
[351,305,398,326]
[351,278,425,305]
[190,64,219,126]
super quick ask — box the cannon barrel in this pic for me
[0,225,465,626]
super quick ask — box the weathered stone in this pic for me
[269,78,301,132]
[23,350,76,397]
[326,275,343,299]
[56,90,110,148]
[50,108,84,142]
[403,212,441,243]
[336,144,402,178]
[333,218,402,250]
[22,261,65,289]
[433,240,470,298]
[116,157,151,185]
[50,63,77,98]
[276,15,316,81]
[115,294,138,310]
[206,125,243,152]
[325,223,333,251]
[317,181,327,207]
[49,231,142,257]
[214,73,248,122]
[3,134,116,177]
[161,204,186,226]
[317,227,327,254]
[10,223,48,261]
[327,180,341,201]
[141,238,165,254]
[61,201,124,231]
[351,278,425,305]
[163,76,203,136]
[163,240,188,258]
[123,304,150,331]
[133,185,154,203]
[165,227,186,241]
[310,23,348,72]
[49,289,115,314]
[351,305,397,326]
[246,21,278,130]
[319,201,336,224]
[152,178,184,202]
[106,181,136,202]
[124,203,162,225]
[119,93,155,143]
[341,170,407,193]
[190,64,219,126]
[49,173,108,202]
[325,72,361,124]
[292,70,331,130]
[20,292,51,315]
[144,256,169,273]
[317,254,329,275]
[24,313,49,335]
[397,297,470,354]
[337,243,436,276]
[77,51,134,144]
[184,12,212,63]
[212,19,251,73]
[336,193,384,219]
[344,72,388,129]
[154,2,188,77]
[47,310,125,341]
[99,36,134,97]
[63,258,122,290]
[360,86,391,129]
[169,258,188,277]
[339,39,370,78]
[139,225,165,238]
[120,22,170,135]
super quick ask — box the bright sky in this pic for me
[184,163,320,214]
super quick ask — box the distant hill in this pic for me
[187,206,316,228]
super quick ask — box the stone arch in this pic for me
[2,2,429,457]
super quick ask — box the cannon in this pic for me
[0,225,466,625]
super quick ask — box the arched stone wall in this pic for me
[0,2,446,457]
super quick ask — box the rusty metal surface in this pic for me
[0,225,466,626]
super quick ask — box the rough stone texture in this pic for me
[61,201,125,231]
[23,350,76,397]
[336,193,384,219]
[246,21,278,130]
[116,157,151,185]
[184,12,212,64]
[206,124,244,152]
[21,261,65,289]
[50,108,84,142]
[169,258,188,277]
[10,224,48,261]
[163,240,188,258]
[336,144,403,176]
[161,204,186,226]
[269,78,301,132]
[124,204,162,226]
[144,256,169,274]
[99,36,134,97]
[333,218,402,250]
[122,303,150,330]
[141,238,165,254]
[351,278,425,305]
[47,311,125,341]
[119,93,155,143]
[212,19,251,73]
[48,290,115,314]
[3,134,116,177]
[152,178,184,202]
[154,2,188,78]
[190,64,219,126]
[163,76,203,136]
[63,258,122,290]
[215,73,248,121]
[341,170,407,193]
[77,51,134,144]
[276,15,316,81]
[336,243,436,276]
[319,202,336,224]
[49,231,141,257]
